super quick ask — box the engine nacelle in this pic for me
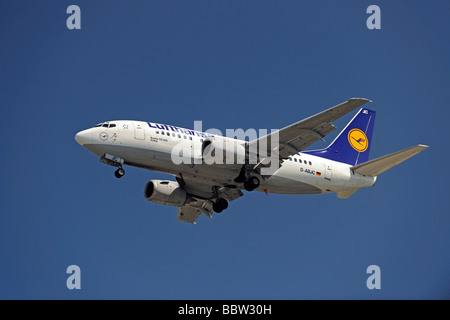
[201,136,246,165]
[144,180,187,206]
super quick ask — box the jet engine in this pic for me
[144,180,187,206]
[201,136,246,165]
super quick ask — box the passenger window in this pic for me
[294,158,297,162]
[189,136,192,140]
[183,135,186,139]
[299,159,302,163]
[156,131,159,134]
[309,161,312,165]
[178,134,181,138]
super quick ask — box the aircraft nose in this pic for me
[75,129,92,146]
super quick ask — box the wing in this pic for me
[176,176,244,224]
[248,98,372,163]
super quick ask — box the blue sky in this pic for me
[0,1,449,299]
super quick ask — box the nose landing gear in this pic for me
[100,154,126,179]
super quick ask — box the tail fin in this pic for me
[304,108,376,165]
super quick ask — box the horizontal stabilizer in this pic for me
[351,144,429,177]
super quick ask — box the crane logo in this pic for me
[348,129,368,152]
[99,132,109,141]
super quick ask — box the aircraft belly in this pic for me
[83,143,240,183]
[84,144,156,164]
[263,175,322,194]
[84,144,325,195]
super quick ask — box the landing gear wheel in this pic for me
[248,176,260,189]
[244,176,260,191]
[213,203,223,213]
[243,180,254,192]
[114,167,125,178]
[217,198,228,210]
[213,198,229,213]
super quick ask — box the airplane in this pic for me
[75,98,428,224]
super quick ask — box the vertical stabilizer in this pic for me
[304,108,376,166]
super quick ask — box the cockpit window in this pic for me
[94,122,116,128]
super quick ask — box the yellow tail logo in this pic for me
[348,129,368,152]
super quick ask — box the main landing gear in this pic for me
[234,166,261,192]
[211,186,229,213]
[213,198,229,213]
[211,174,260,214]
[243,176,260,192]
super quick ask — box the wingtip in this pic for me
[349,97,372,103]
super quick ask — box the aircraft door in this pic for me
[133,122,146,140]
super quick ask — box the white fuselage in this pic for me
[75,120,376,196]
